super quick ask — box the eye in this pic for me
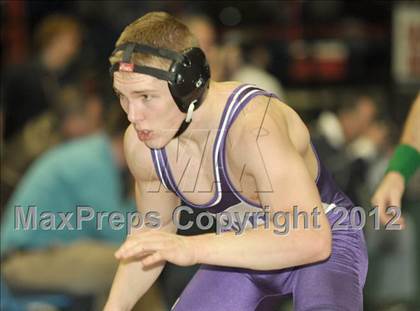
[141,94,153,102]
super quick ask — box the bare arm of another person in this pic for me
[104,125,180,311]
[371,93,420,227]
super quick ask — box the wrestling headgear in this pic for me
[109,42,211,138]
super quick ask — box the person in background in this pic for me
[311,94,378,203]
[1,83,103,209]
[181,14,224,81]
[1,103,135,310]
[2,14,82,141]
[364,122,418,311]
[371,93,420,228]
[230,36,286,101]
[367,93,420,310]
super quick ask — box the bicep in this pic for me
[244,114,323,217]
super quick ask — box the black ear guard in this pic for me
[109,43,211,114]
[169,47,211,113]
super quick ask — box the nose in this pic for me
[127,102,145,124]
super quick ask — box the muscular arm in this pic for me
[105,126,180,311]
[190,101,332,270]
[115,100,331,273]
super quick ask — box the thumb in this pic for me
[386,190,405,229]
[372,192,393,226]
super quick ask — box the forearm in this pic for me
[105,224,172,311]
[385,95,420,184]
[105,259,165,311]
[191,217,331,271]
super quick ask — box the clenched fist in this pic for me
[371,171,406,229]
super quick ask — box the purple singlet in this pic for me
[151,84,368,311]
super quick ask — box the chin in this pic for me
[142,136,171,150]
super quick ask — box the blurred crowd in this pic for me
[1,1,419,311]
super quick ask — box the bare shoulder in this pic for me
[224,95,320,185]
[124,124,158,182]
[228,95,311,157]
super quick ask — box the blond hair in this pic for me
[34,14,81,50]
[109,12,198,69]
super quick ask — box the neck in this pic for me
[177,80,221,149]
[110,135,126,168]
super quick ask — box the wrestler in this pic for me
[104,12,368,311]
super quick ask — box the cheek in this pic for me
[151,104,183,133]
[164,103,183,123]
[152,98,179,119]
[120,101,128,113]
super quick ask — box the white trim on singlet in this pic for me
[207,86,262,206]
[219,89,338,216]
[151,84,338,216]
[323,202,336,214]
[151,149,169,190]
[158,84,258,208]
[219,88,270,207]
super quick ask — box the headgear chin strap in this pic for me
[109,42,211,138]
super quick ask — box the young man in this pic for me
[1,104,135,308]
[105,12,368,311]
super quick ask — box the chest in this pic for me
[163,136,259,206]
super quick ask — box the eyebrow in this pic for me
[113,87,158,96]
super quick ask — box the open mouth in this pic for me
[137,129,153,141]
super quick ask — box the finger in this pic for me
[379,206,392,227]
[389,190,402,209]
[383,206,406,230]
[116,239,148,259]
[389,191,405,229]
[116,245,150,260]
[141,251,164,267]
[115,240,141,258]
[115,236,167,257]
[370,190,381,206]
[374,196,392,226]
[116,242,166,260]
[375,192,402,228]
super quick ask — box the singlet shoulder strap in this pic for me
[217,86,277,207]
[149,84,266,201]
[150,148,172,191]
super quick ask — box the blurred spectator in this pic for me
[224,33,285,100]
[0,103,135,310]
[1,83,103,209]
[311,95,377,203]
[364,93,420,310]
[365,151,418,310]
[2,14,82,141]
[181,14,224,81]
